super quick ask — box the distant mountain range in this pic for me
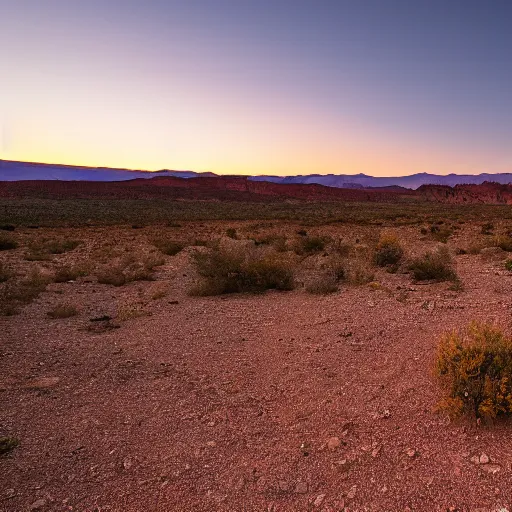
[2,159,512,190]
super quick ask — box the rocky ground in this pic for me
[2,221,512,512]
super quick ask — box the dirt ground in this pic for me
[2,221,512,512]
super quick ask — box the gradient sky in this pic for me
[1,0,512,176]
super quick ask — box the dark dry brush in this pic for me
[190,244,294,296]
[408,246,458,282]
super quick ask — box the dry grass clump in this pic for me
[481,222,494,235]
[251,234,288,252]
[0,262,12,283]
[97,254,164,286]
[293,235,327,255]
[152,238,185,256]
[493,235,512,252]
[0,268,52,315]
[374,233,404,267]
[408,246,457,282]
[25,238,82,260]
[0,233,18,251]
[190,244,294,296]
[47,304,79,319]
[430,224,454,244]
[54,264,89,283]
[0,436,19,455]
[305,272,339,294]
[437,323,512,419]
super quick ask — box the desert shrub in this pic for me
[0,436,19,455]
[0,263,12,283]
[152,238,185,256]
[345,259,374,285]
[431,226,454,243]
[225,228,237,239]
[436,323,512,419]
[0,234,18,251]
[45,239,81,254]
[493,235,512,252]
[54,264,89,283]
[96,254,164,286]
[505,260,512,271]
[190,246,294,296]
[374,233,404,267]
[420,227,428,235]
[306,273,339,294]
[481,222,494,235]
[47,304,79,319]
[408,247,457,282]
[0,268,52,315]
[252,234,288,252]
[0,224,15,232]
[297,229,308,237]
[330,239,352,257]
[294,236,327,255]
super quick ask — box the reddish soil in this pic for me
[2,222,512,511]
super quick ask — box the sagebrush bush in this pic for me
[437,323,512,419]
[152,238,185,256]
[0,262,12,283]
[493,235,512,252]
[0,436,19,455]
[0,234,18,251]
[54,264,89,283]
[97,254,164,286]
[294,236,327,255]
[408,247,457,282]
[305,273,339,294]
[190,245,294,295]
[0,268,52,315]
[374,233,404,267]
[506,259,512,271]
[47,304,79,319]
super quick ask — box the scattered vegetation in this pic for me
[25,238,82,260]
[430,224,454,243]
[436,323,512,419]
[505,259,512,271]
[374,233,404,267]
[0,268,52,315]
[47,304,79,319]
[481,222,494,235]
[190,244,294,296]
[408,246,457,282]
[0,436,19,455]
[306,273,339,294]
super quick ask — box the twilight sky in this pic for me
[1,0,511,176]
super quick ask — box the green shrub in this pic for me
[0,234,18,251]
[436,323,512,419]
[374,233,404,267]
[506,260,512,271]
[190,246,294,296]
[0,263,12,283]
[408,247,457,282]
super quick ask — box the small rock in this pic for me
[479,453,490,464]
[313,494,326,508]
[471,455,480,465]
[371,445,382,458]
[327,437,341,451]
[123,457,133,470]
[347,485,357,500]
[29,499,47,511]
[481,464,501,475]
[294,482,308,494]
[406,448,417,458]
[206,441,217,448]
[23,377,60,390]
[278,480,289,492]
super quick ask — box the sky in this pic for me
[1,0,512,177]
